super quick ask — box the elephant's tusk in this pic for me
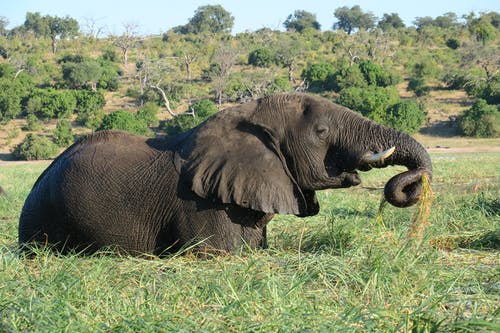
[362,146,396,164]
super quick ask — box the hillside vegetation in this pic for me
[0,6,499,159]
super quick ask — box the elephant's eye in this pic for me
[315,125,329,140]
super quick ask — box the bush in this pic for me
[301,62,336,91]
[161,99,219,136]
[74,90,106,129]
[337,85,400,123]
[460,99,499,137]
[13,134,59,160]
[24,114,42,131]
[358,60,400,87]
[407,77,431,97]
[98,110,152,136]
[329,65,367,92]
[26,89,77,119]
[385,100,426,134]
[136,102,160,127]
[0,78,24,123]
[248,48,275,68]
[445,38,460,49]
[62,60,102,89]
[53,120,74,147]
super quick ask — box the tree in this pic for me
[111,22,139,66]
[378,13,405,31]
[24,12,79,53]
[174,5,234,34]
[275,35,306,83]
[0,16,9,36]
[207,43,239,105]
[136,57,176,116]
[414,12,460,31]
[283,10,321,32]
[467,12,498,46]
[61,60,102,90]
[333,5,376,34]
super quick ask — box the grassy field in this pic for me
[0,153,499,332]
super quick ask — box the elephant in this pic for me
[0,185,5,196]
[19,93,432,256]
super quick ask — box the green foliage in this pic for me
[161,99,219,136]
[62,60,102,89]
[378,13,405,31]
[333,5,376,34]
[98,110,152,136]
[74,90,106,129]
[301,63,336,91]
[173,5,234,34]
[26,89,76,119]
[0,78,23,123]
[445,38,460,49]
[329,65,367,92]
[23,12,79,53]
[60,55,120,91]
[283,10,321,32]
[465,74,499,105]
[460,99,499,137]
[136,102,160,127]
[53,120,74,147]
[248,48,275,68]
[12,134,59,160]
[385,100,426,134]
[337,85,400,123]
[407,77,431,97]
[24,113,42,131]
[358,60,400,87]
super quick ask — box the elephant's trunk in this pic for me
[351,120,433,208]
[382,131,432,207]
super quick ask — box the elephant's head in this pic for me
[174,93,432,216]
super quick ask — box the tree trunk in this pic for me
[151,84,176,117]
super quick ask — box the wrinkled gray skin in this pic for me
[19,93,432,255]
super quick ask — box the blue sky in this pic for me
[2,0,500,35]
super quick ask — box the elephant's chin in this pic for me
[384,169,429,208]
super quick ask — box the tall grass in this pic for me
[0,153,499,332]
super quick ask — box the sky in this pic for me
[2,0,500,35]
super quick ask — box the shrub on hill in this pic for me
[460,99,499,137]
[74,90,106,129]
[26,89,76,119]
[337,85,400,124]
[385,100,426,134]
[98,110,152,136]
[53,120,74,147]
[161,99,219,136]
[248,48,275,68]
[13,134,59,160]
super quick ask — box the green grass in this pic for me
[1,154,499,332]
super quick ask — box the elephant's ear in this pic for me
[174,110,317,216]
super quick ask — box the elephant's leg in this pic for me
[19,197,70,254]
